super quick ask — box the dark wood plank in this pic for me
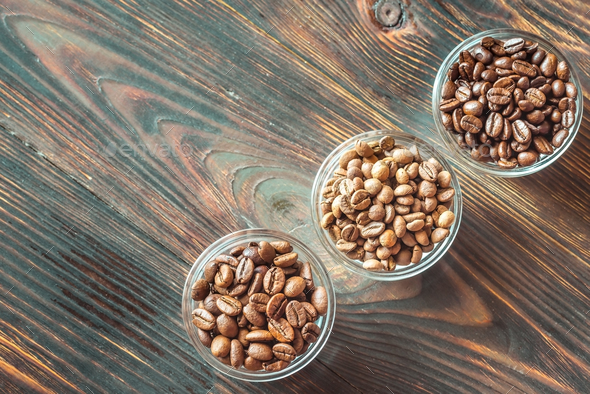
[0,0,589,392]
[0,130,356,393]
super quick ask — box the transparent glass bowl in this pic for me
[311,130,463,281]
[182,229,336,382]
[432,28,583,177]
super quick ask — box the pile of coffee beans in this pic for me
[439,36,578,168]
[320,136,456,271]
[191,240,327,372]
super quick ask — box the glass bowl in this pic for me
[311,130,463,281]
[432,28,583,177]
[182,228,336,382]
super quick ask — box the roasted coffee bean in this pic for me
[243,303,266,326]
[270,241,293,254]
[299,262,314,291]
[273,252,298,268]
[503,37,524,54]
[272,343,297,362]
[512,120,532,144]
[216,254,240,267]
[565,82,577,98]
[244,356,264,371]
[215,264,234,288]
[245,330,275,342]
[485,112,503,137]
[284,276,306,298]
[360,221,386,238]
[268,318,295,343]
[540,53,557,77]
[517,150,539,166]
[198,328,213,348]
[512,59,535,77]
[533,136,554,155]
[285,300,307,329]
[247,272,264,297]
[248,342,274,361]
[236,258,255,284]
[301,302,318,322]
[250,293,270,313]
[455,86,472,102]
[266,293,288,320]
[263,360,290,372]
[193,308,216,331]
[524,88,546,108]
[301,322,321,343]
[264,267,286,296]
[561,110,575,128]
[217,296,242,317]
[191,279,210,301]
[440,98,461,112]
[211,335,231,358]
[217,314,238,338]
[487,88,512,105]
[204,261,219,283]
[230,339,245,369]
[310,286,328,315]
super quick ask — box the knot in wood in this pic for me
[374,0,402,28]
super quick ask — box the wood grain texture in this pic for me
[0,0,589,392]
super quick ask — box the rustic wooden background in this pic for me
[1,0,589,392]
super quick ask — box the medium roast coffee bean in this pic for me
[310,286,328,316]
[192,308,216,331]
[215,264,234,288]
[285,300,307,329]
[301,322,321,343]
[263,267,286,295]
[268,318,295,343]
[217,314,238,338]
[266,293,288,320]
[272,343,297,362]
[216,296,242,317]
[230,339,245,369]
[248,342,273,361]
[236,258,255,284]
[263,360,290,372]
[211,335,231,358]
[245,330,274,342]
[191,279,210,301]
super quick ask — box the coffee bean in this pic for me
[211,335,231,357]
[285,300,307,329]
[301,322,321,343]
[272,343,297,362]
[198,328,213,348]
[273,252,298,268]
[532,136,553,155]
[229,339,245,369]
[524,88,546,108]
[517,150,538,166]
[216,296,242,317]
[192,308,216,331]
[441,80,457,99]
[552,128,569,148]
[235,258,255,284]
[217,314,238,338]
[248,342,274,361]
[561,110,575,128]
[263,267,286,296]
[458,62,474,80]
[512,120,532,144]
[204,261,219,283]
[540,53,557,77]
[455,86,472,102]
[249,293,270,313]
[526,110,545,125]
[266,293,288,320]
[215,264,234,288]
[216,254,240,267]
[503,38,524,54]
[244,356,264,371]
[565,82,577,98]
[284,276,307,298]
[440,98,461,112]
[431,228,450,243]
[268,318,295,343]
[191,279,210,301]
[487,88,512,105]
[310,286,328,315]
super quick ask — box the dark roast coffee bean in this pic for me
[512,120,532,144]
[524,88,546,108]
[561,110,575,128]
[565,82,577,98]
[441,80,457,99]
[512,60,535,77]
[463,100,483,116]
[473,45,493,64]
[487,88,512,105]
[455,86,472,102]
[301,322,321,343]
[552,128,569,147]
[485,112,503,137]
[518,100,534,112]
[503,38,524,54]
[540,53,557,77]
[533,136,553,155]
[460,115,483,134]
[517,150,538,166]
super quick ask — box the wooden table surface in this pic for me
[1,0,589,393]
